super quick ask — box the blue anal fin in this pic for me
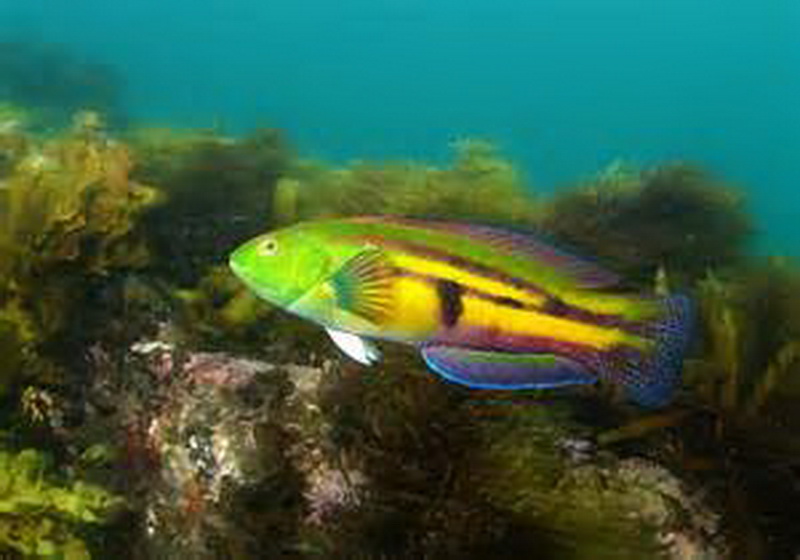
[421,345,596,390]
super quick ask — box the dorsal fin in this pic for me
[355,216,620,289]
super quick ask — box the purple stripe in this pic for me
[430,324,602,373]
[349,215,620,288]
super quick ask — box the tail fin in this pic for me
[602,295,693,407]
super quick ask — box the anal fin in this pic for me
[421,345,596,390]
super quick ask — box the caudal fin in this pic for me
[602,295,693,407]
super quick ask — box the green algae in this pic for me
[542,162,753,286]
[129,127,291,287]
[275,138,539,226]
[470,406,713,560]
[688,259,800,419]
[0,305,36,399]
[0,112,157,394]
[172,265,276,349]
[0,447,122,559]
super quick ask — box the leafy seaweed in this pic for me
[542,162,753,286]
[275,138,539,226]
[0,448,122,558]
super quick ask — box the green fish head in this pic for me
[229,224,334,309]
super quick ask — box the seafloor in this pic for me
[1,76,800,559]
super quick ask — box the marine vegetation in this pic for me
[690,261,800,417]
[274,138,539,225]
[0,111,156,401]
[675,260,800,559]
[150,137,540,352]
[541,162,753,286]
[0,446,122,558]
[128,127,291,287]
[1,103,799,559]
[310,352,723,560]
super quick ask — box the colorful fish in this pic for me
[229,216,692,407]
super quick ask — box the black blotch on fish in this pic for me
[542,296,570,316]
[437,279,464,328]
[493,295,525,309]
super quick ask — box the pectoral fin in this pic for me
[330,248,394,325]
[326,328,382,365]
[421,345,596,389]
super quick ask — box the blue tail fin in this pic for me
[603,295,693,407]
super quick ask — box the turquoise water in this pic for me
[2,0,798,253]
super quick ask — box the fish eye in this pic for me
[258,237,279,257]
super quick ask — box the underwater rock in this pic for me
[78,311,734,559]
[305,341,733,560]
[463,401,727,560]
[86,336,365,559]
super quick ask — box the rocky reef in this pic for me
[0,106,798,559]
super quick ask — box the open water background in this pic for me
[2,0,798,254]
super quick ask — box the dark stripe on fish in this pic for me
[493,295,526,310]
[353,235,549,299]
[436,279,464,328]
[542,296,570,316]
[393,267,531,313]
[389,262,640,331]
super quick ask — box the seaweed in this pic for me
[1,105,798,559]
[130,127,291,287]
[541,162,753,286]
[275,138,539,226]
[688,259,800,425]
[0,304,36,400]
[595,258,800,559]
[171,265,276,350]
[310,349,723,560]
[0,447,122,558]
[0,111,156,396]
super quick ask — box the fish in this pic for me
[228,215,692,407]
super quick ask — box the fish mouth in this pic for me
[229,257,261,292]
[228,257,248,284]
[228,257,283,305]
